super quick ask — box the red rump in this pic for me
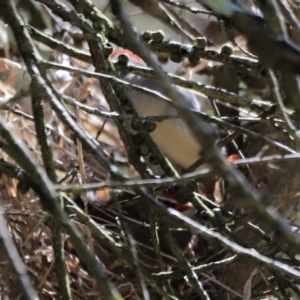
[110,48,144,63]
[160,191,193,212]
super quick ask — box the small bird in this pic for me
[110,48,217,172]
[75,51,228,257]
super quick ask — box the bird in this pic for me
[77,50,232,257]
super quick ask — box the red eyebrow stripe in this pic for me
[110,48,144,63]
[227,154,240,162]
